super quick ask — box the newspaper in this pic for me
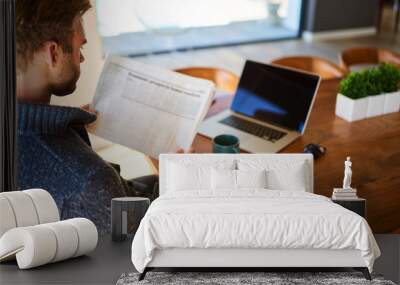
[91,56,215,159]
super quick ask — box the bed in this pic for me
[131,154,380,280]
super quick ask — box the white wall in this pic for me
[51,0,104,107]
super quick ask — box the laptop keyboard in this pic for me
[220,116,287,142]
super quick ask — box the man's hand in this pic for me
[81,104,97,115]
[81,104,98,133]
[176,147,195,154]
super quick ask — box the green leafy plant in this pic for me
[339,72,367,99]
[339,63,400,99]
[364,68,382,96]
[378,63,400,93]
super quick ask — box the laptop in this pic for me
[199,60,321,153]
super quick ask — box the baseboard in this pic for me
[302,27,377,42]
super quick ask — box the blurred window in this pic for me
[97,0,303,55]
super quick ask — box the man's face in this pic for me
[50,17,87,96]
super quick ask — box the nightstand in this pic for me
[332,198,366,218]
[111,197,150,242]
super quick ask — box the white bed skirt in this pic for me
[147,248,366,268]
[147,248,366,267]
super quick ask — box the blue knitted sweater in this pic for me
[17,103,129,234]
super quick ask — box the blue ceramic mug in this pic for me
[212,134,240,153]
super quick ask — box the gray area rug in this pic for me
[117,272,395,285]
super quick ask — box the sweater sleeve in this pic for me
[61,165,127,235]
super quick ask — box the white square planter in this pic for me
[383,90,400,114]
[335,93,368,122]
[366,94,385,118]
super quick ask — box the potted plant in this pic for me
[365,67,384,118]
[336,63,400,122]
[335,72,368,122]
[380,63,400,114]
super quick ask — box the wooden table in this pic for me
[152,79,400,234]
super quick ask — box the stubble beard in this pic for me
[51,55,81,97]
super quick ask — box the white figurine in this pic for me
[343,156,352,190]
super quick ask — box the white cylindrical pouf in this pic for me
[23,189,60,223]
[0,226,57,269]
[0,192,39,227]
[65,218,98,257]
[0,196,17,237]
[0,190,98,269]
[42,221,79,262]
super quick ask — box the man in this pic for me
[16,0,164,234]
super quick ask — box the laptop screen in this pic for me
[231,60,320,133]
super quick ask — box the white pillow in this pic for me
[238,159,309,191]
[211,169,236,190]
[266,167,307,191]
[167,163,210,191]
[236,170,267,188]
[211,169,267,190]
[166,159,236,192]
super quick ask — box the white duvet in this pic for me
[131,190,380,273]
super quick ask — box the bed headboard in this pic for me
[159,153,314,195]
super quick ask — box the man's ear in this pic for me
[43,41,62,68]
